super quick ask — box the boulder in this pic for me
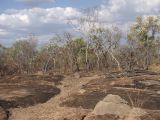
[102,94,128,104]
[93,101,131,116]
[85,94,147,120]
[93,94,131,116]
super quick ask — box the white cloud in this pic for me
[0,0,160,46]
[0,29,9,36]
[100,0,160,22]
[135,0,160,13]
[98,0,160,34]
[108,0,126,13]
[0,13,30,28]
[0,7,80,28]
[0,7,80,45]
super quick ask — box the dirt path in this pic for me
[10,75,100,120]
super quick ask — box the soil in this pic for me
[0,70,159,120]
[62,70,160,110]
[61,70,160,120]
[0,74,62,119]
[9,73,100,120]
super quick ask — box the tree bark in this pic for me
[108,50,121,71]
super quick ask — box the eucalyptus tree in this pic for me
[104,27,122,71]
[0,44,5,75]
[42,34,62,73]
[66,37,86,72]
[90,26,122,71]
[69,7,100,71]
[128,16,160,69]
[13,36,38,73]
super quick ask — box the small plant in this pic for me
[127,90,150,108]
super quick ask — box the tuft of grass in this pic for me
[126,90,150,108]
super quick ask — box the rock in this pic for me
[102,94,128,104]
[93,101,131,116]
[86,94,147,120]
[93,94,131,116]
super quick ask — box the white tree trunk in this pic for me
[108,50,121,71]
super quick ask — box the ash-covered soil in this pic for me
[62,70,160,110]
[0,70,160,120]
[10,73,99,120]
[61,70,160,120]
[0,74,63,119]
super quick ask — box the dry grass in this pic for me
[149,64,160,73]
[127,90,150,108]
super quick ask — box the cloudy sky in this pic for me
[0,0,160,46]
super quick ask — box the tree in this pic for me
[40,34,62,73]
[128,16,160,69]
[91,26,122,71]
[69,7,100,71]
[66,37,86,72]
[0,44,5,76]
[13,36,37,73]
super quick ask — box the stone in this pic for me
[102,94,128,104]
[91,94,147,120]
[93,101,131,116]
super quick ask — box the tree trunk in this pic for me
[96,53,100,70]
[108,50,121,71]
[75,62,80,72]
[43,57,51,73]
[85,44,89,71]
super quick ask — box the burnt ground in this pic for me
[0,74,63,119]
[61,70,160,119]
[10,74,100,120]
[0,70,160,120]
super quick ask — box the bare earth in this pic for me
[10,75,101,120]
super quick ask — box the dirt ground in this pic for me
[62,71,160,110]
[0,74,62,110]
[9,74,101,120]
[0,70,160,120]
[61,70,160,120]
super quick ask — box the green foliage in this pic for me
[66,37,86,57]
[128,16,160,47]
[127,16,160,69]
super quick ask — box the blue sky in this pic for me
[0,0,103,12]
[0,0,160,46]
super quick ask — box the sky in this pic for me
[0,0,160,46]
